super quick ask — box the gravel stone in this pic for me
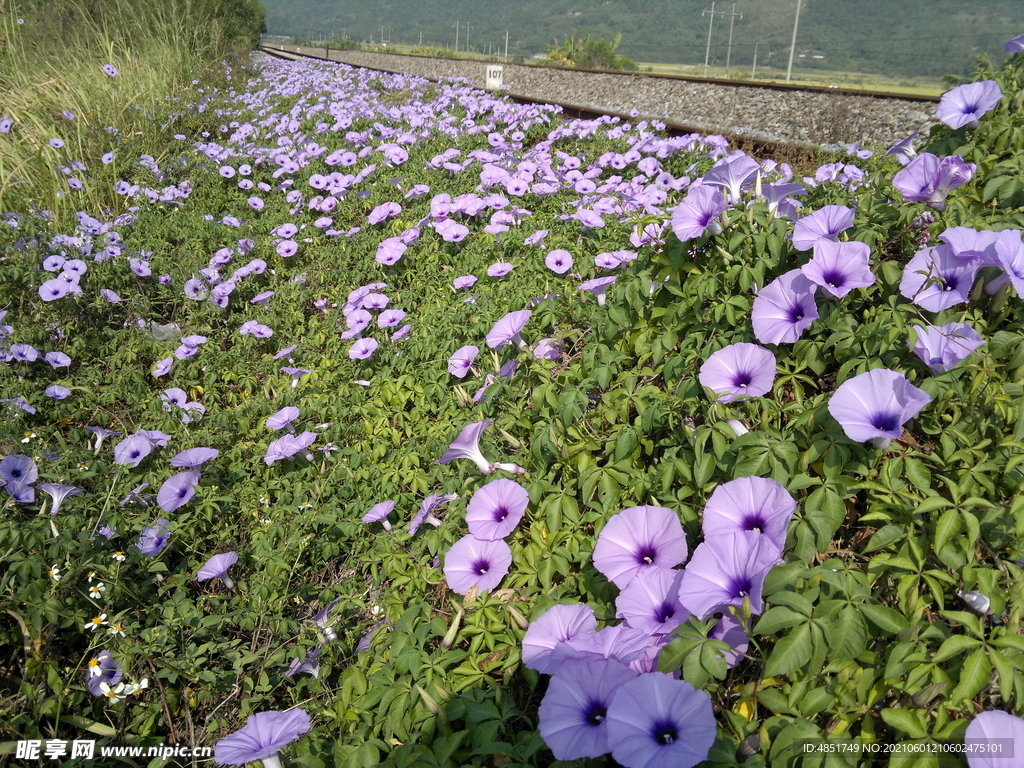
[273,46,938,149]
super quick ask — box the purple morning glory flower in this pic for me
[965,712,1024,768]
[39,278,71,301]
[378,309,406,328]
[376,238,407,265]
[698,343,776,403]
[10,343,39,362]
[900,243,978,311]
[276,240,298,258]
[86,649,123,697]
[465,478,528,541]
[43,255,66,272]
[791,205,854,251]
[605,672,717,768]
[437,419,524,475]
[892,152,975,207]
[138,429,171,447]
[578,277,618,307]
[447,345,479,378]
[183,278,207,301]
[362,500,396,531]
[435,219,470,242]
[487,262,514,277]
[549,624,651,669]
[250,291,274,307]
[267,406,300,431]
[214,709,311,767]
[102,63,118,77]
[113,434,153,468]
[98,524,117,540]
[522,603,598,673]
[702,153,761,204]
[349,337,379,360]
[525,229,548,246]
[367,201,402,224]
[239,321,273,338]
[910,322,985,374]
[486,309,532,350]
[170,447,219,469]
[1006,34,1024,53]
[45,385,70,400]
[274,344,298,361]
[198,551,238,590]
[285,647,321,679]
[408,492,458,535]
[592,506,688,589]
[828,368,932,446]
[137,519,172,556]
[443,534,513,595]
[152,357,173,377]
[265,432,317,465]
[37,483,82,516]
[86,426,120,454]
[281,367,313,389]
[157,471,200,513]
[751,269,819,345]
[362,293,389,310]
[161,388,187,410]
[0,455,38,503]
[936,80,1002,130]
[538,656,638,761]
[615,567,690,637]
[44,351,71,368]
[100,289,122,303]
[801,239,876,298]
[453,275,478,291]
[533,338,562,361]
[670,185,727,241]
[702,476,797,551]
[709,612,750,668]
[679,531,781,619]
[546,249,574,274]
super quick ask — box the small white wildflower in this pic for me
[85,613,108,631]
[49,564,61,582]
[89,582,106,598]
[112,551,126,562]
[107,621,126,637]
[99,681,127,702]
[21,431,36,443]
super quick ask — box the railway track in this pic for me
[259,42,942,164]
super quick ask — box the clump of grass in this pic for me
[0,0,262,222]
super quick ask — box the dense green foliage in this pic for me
[262,0,1018,80]
[0,0,265,224]
[2,14,1024,768]
[544,31,639,71]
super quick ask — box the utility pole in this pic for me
[786,0,802,83]
[419,31,423,45]
[465,25,473,53]
[702,3,723,77]
[453,21,460,52]
[505,30,510,61]
[725,3,742,73]
[751,41,758,78]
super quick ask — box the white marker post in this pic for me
[485,65,504,91]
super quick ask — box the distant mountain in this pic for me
[260,0,1021,80]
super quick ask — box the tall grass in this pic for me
[0,0,261,223]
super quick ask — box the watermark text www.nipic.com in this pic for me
[16,740,213,761]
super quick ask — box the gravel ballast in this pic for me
[270,45,937,149]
